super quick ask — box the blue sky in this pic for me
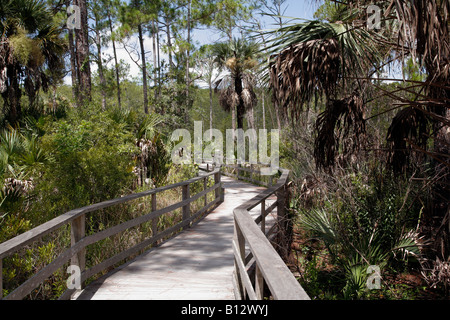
[193,0,318,46]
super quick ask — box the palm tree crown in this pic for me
[212,38,259,129]
[0,0,66,125]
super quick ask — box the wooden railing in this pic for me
[0,169,223,300]
[204,162,309,300]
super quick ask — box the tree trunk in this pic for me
[66,0,78,104]
[425,81,450,260]
[74,0,91,105]
[261,89,266,130]
[185,0,192,123]
[235,74,245,129]
[152,19,158,101]
[165,15,173,69]
[156,25,161,98]
[247,106,255,129]
[95,17,106,111]
[4,63,21,123]
[274,100,281,131]
[68,29,78,103]
[138,23,149,114]
[209,81,213,140]
[108,11,121,110]
[415,2,450,261]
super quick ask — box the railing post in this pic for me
[214,171,224,203]
[276,184,289,258]
[255,264,264,300]
[233,219,246,299]
[276,185,286,227]
[203,177,208,206]
[70,214,86,289]
[255,200,266,300]
[151,193,158,243]
[261,200,266,234]
[0,258,3,299]
[182,184,190,230]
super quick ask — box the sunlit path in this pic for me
[73,176,276,300]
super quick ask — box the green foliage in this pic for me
[295,164,424,299]
[34,110,137,218]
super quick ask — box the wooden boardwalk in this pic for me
[73,176,277,300]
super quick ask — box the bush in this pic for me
[294,163,424,299]
[33,111,137,220]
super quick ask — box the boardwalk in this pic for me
[73,176,276,300]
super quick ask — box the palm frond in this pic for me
[386,106,429,172]
[314,92,366,169]
[298,208,337,246]
[267,19,386,116]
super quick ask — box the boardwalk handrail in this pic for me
[0,168,223,300]
[221,163,309,300]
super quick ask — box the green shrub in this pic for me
[295,164,423,299]
[33,112,137,220]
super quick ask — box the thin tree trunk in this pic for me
[261,90,266,130]
[95,16,106,111]
[52,86,57,113]
[67,0,78,104]
[267,96,275,129]
[138,23,149,114]
[235,75,245,129]
[185,0,192,123]
[165,16,173,69]
[247,106,255,129]
[156,25,161,98]
[152,19,158,101]
[108,11,121,109]
[74,0,91,105]
[209,81,213,140]
[68,29,78,103]
[275,100,281,131]
[5,64,21,123]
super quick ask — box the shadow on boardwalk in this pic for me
[74,176,275,300]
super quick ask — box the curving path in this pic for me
[73,176,277,300]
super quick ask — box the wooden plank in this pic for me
[232,271,242,300]
[255,265,264,300]
[233,207,309,300]
[260,200,266,234]
[70,214,86,274]
[5,166,305,301]
[5,186,222,300]
[203,177,207,206]
[182,184,190,230]
[0,258,2,299]
[0,169,221,260]
[73,176,262,300]
[151,193,157,239]
[5,239,83,300]
[232,240,257,300]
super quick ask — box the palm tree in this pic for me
[213,38,259,130]
[265,0,449,271]
[266,14,388,167]
[0,0,66,124]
